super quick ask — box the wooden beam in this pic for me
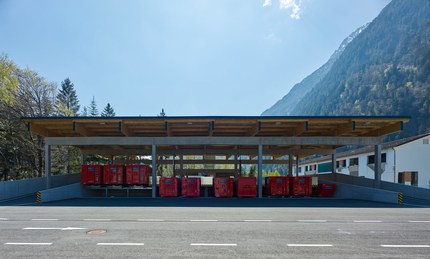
[293,122,308,136]
[73,122,91,137]
[28,123,49,137]
[120,121,132,137]
[248,121,261,136]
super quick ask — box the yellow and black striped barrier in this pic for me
[398,192,403,205]
[36,192,41,203]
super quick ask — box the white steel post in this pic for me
[44,143,51,189]
[258,144,263,198]
[152,144,157,198]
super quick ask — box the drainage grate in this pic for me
[86,229,107,235]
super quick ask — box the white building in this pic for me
[299,134,430,189]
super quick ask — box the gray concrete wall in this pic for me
[0,173,81,201]
[318,173,430,201]
[320,179,399,204]
[38,183,85,203]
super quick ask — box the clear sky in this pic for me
[0,0,391,116]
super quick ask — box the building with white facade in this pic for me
[299,134,430,189]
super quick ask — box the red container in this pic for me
[81,165,103,185]
[264,176,289,196]
[159,177,179,197]
[103,165,124,185]
[182,177,201,197]
[291,176,312,196]
[317,184,336,197]
[236,177,256,198]
[214,178,234,198]
[125,165,151,185]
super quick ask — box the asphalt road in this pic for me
[1,198,430,258]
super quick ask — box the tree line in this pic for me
[0,55,116,181]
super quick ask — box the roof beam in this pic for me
[119,121,132,137]
[72,122,91,137]
[27,123,49,137]
[46,136,382,146]
[293,121,308,136]
[248,121,261,136]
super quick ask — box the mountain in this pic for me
[262,24,368,116]
[263,0,430,138]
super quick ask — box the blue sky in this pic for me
[0,0,391,116]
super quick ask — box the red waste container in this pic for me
[214,178,234,198]
[159,177,179,197]
[182,177,201,197]
[317,184,336,197]
[236,177,256,198]
[126,165,151,185]
[265,176,289,196]
[103,165,124,185]
[81,165,103,185]
[291,176,312,196]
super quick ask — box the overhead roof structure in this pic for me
[22,116,409,198]
[22,116,409,157]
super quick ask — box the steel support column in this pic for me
[331,153,337,175]
[152,144,157,198]
[288,155,293,177]
[374,144,382,188]
[258,144,263,198]
[295,155,299,176]
[44,143,51,189]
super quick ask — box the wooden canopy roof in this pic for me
[22,116,409,157]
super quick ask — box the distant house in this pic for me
[298,134,430,189]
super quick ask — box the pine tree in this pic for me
[101,103,115,117]
[89,96,98,116]
[81,106,88,116]
[56,78,80,116]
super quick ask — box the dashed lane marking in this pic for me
[408,221,430,223]
[191,243,237,246]
[5,242,52,245]
[287,244,333,247]
[244,220,272,222]
[31,219,59,221]
[381,245,430,248]
[190,220,219,222]
[97,243,144,246]
[298,220,327,223]
[137,219,165,222]
[0,218,8,220]
[83,219,112,221]
[353,220,383,223]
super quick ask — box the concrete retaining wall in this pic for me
[320,179,399,204]
[0,173,81,201]
[38,183,85,203]
[318,173,430,201]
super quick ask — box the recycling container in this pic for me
[317,183,336,197]
[81,165,103,185]
[291,176,312,196]
[214,178,234,197]
[236,177,257,198]
[159,177,179,197]
[126,165,151,185]
[103,164,124,185]
[182,177,201,197]
[264,176,289,196]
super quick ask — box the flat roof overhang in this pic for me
[22,116,410,157]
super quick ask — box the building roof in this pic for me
[21,116,410,157]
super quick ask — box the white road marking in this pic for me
[5,242,52,245]
[0,218,8,220]
[244,220,272,222]
[97,243,144,246]
[288,244,333,247]
[31,219,59,221]
[298,220,327,223]
[353,220,383,223]
[381,245,430,248]
[190,220,219,222]
[408,221,430,223]
[191,243,237,246]
[83,219,111,221]
[137,219,165,222]
[23,227,87,231]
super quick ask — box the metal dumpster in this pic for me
[236,177,257,198]
[214,178,234,198]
